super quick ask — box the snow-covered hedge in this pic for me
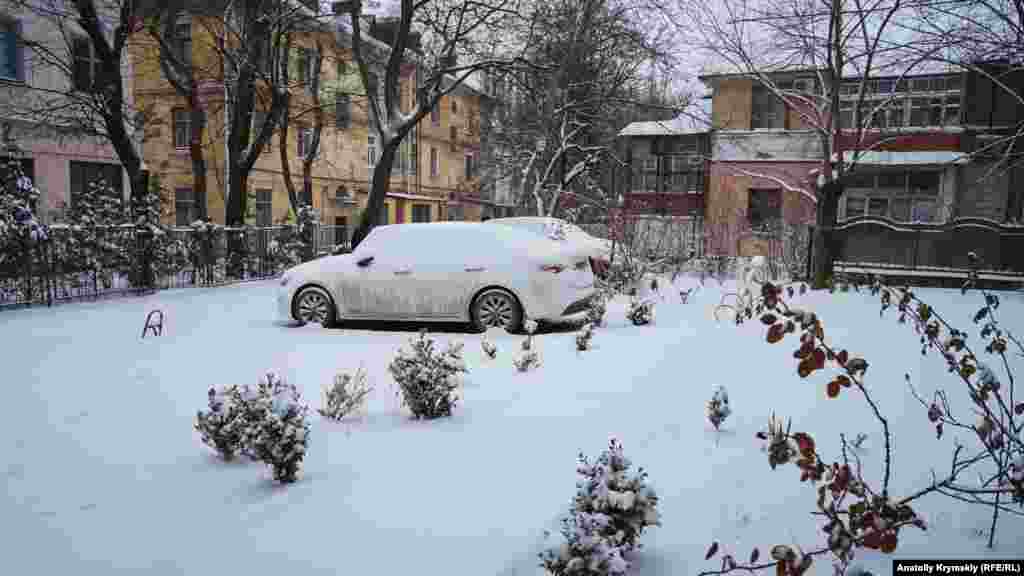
[586,294,607,328]
[245,373,310,483]
[319,367,372,421]
[195,373,310,483]
[388,331,467,419]
[540,438,660,575]
[576,323,594,352]
[626,299,654,326]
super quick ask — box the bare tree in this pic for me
[662,0,948,287]
[487,0,679,218]
[7,0,148,212]
[277,32,326,215]
[334,0,523,248]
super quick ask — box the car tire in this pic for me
[292,286,337,328]
[470,288,523,333]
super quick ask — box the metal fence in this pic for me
[0,222,349,310]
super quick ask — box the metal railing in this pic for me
[0,223,339,310]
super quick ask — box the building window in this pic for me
[842,171,941,222]
[174,187,206,226]
[296,47,315,88]
[297,126,313,157]
[335,94,351,129]
[335,216,348,245]
[70,161,123,210]
[451,98,457,115]
[431,102,440,125]
[72,36,101,92]
[172,15,191,66]
[411,203,430,222]
[751,85,784,129]
[449,125,457,152]
[430,146,439,177]
[464,153,474,179]
[840,74,962,129]
[255,189,272,226]
[748,188,782,229]
[409,125,418,175]
[0,18,22,81]
[173,109,191,149]
[368,134,377,167]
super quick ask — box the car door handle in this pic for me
[394,269,412,275]
[464,266,485,272]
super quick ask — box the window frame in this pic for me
[0,17,22,81]
[70,161,124,211]
[71,35,101,92]
[430,146,439,177]
[748,188,782,230]
[173,108,191,150]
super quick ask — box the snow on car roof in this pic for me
[362,221,592,264]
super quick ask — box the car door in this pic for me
[398,227,465,319]
[336,227,416,318]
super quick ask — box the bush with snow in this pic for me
[540,438,660,575]
[195,385,247,461]
[707,385,732,431]
[626,298,654,326]
[481,333,498,360]
[388,330,467,419]
[576,323,594,352]
[244,373,310,483]
[319,367,372,421]
[586,294,607,327]
[514,349,542,372]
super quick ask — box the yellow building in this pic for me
[128,10,488,237]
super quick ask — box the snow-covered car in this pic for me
[276,222,596,331]
[484,217,612,279]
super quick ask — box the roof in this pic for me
[618,99,712,137]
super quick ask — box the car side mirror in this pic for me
[332,244,351,255]
[356,256,374,268]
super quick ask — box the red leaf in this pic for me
[827,379,841,398]
[835,375,852,388]
[880,532,898,554]
[836,350,849,366]
[798,358,814,378]
[776,560,787,576]
[793,432,815,456]
[813,348,827,369]
[767,324,786,344]
[705,541,719,560]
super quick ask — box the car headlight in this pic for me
[280,274,291,287]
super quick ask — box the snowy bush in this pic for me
[388,330,467,419]
[707,385,731,431]
[245,373,310,483]
[576,323,594,352]
[586,294,607,327]
[195,385,247,461]
[626,298,654,326]
[319,367,372,421]
[481,333,498,360]
[540,438,660,576]
[0,160,48,278]
[514,349,542,372]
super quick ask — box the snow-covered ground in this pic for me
[2,278,1021,575]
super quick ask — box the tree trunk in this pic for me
[189,96,207,220]
[811,180,841,288]
[351,144,399,248]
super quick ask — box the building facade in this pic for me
[0,0,135,224]
[128,9,492,236]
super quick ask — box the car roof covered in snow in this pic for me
[360,222,593,264]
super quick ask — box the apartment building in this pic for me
[0,0,135,224]
[129,8,491,235]
[693,63,1024,273]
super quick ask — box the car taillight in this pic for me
[541,264,565,274]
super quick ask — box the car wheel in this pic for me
[471,288,523,333]
[293,286,336,328]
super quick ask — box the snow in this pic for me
[2,278,1022,575]
[843,150,969,165]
